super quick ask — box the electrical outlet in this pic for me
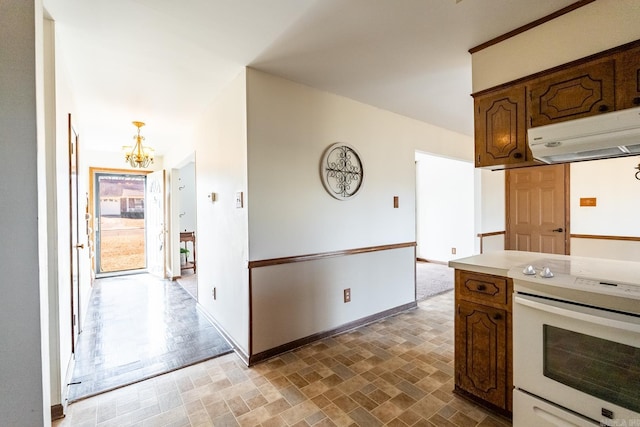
[451,247,456,255]
[212,287,216,300]
[344,288,351,303]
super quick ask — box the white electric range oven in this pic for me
[508,257,640,427]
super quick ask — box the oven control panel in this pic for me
[575,277,640,296]
[509,261,640,315]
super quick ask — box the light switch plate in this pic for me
[235,192,243,208]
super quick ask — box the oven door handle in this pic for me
[515,295,640,334]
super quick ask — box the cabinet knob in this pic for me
[476,284,486,291]
[598,105,609,112]
[633,97,640,105]
[513,152,523,159]
[493,313,502,320]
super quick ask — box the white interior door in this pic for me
[146,169,166,277]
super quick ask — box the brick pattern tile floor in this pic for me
[67,274,231,402]
[53,290,512,426]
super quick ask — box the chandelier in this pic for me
[123,121,154,168]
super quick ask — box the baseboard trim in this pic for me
[248,301,418,366]
[51,404,64,421]
[195,303,250,366]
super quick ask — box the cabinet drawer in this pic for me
[457,270,508,305]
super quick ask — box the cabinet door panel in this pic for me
[474,85,527,167]
[615,45,640,110]
[455,300,507,408]
[529,60,615,127]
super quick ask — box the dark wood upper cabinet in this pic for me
[473,39,640,169]
[615,45,640,110]
[474,85,528,168]
[528,59,615,127]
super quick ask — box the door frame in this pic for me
[505,163,571,255]
[68,114,81,353]
[89,167,150,277]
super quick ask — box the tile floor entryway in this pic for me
[67,274,232,402]
[54,290,511,426]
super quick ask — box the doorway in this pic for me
[415,152,474,300]
[94,172,147,276]
[175,161,197,298]
[415,152,475,261]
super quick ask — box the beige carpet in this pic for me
[416,261,454,301]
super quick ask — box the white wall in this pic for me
[247,72,414,258]
[471,0,640,258]
[472,0,640,93]
[0,1,50,424]
[245,68,472,355]
[192,70,250,355]
[570,157,640,261]
[179,67,474,357]
[478,169,506,253]
[51,17,87,414]
[251,247,415,353]
[415,153,475,262]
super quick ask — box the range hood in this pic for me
[528,106,640,164]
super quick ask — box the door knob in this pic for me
[75,243,85,249]
[552,228,564,233]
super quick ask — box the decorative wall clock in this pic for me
[320,143,364,200]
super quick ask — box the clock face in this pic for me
[320,143,363,200]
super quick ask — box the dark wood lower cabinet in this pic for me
[454,270,512,417]
[456,300,507,408]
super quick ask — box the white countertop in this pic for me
[449,250,640,285]
[448,250,557,277]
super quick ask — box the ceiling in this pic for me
[43,0,579,156]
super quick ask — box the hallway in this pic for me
[67,274,232,402]
[56,290,510,426]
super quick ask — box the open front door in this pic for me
[146,169,166,277]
